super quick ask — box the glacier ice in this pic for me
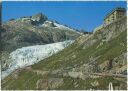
[2,40,74,79]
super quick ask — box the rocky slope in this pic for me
[1,13,81,70]
[2,16,127,90]
[1,13,80,52]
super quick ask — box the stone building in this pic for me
[104,7,126,25]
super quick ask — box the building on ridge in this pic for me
[104,7,126,26]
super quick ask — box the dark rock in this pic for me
[31,13,48,25]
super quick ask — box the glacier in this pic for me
[2,40,74,79]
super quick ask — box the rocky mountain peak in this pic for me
[31,13,48,23]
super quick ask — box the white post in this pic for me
[109,82,113,91]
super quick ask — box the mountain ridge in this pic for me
[1,12,82,72]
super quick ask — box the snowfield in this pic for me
[2,40,74,79]
[54,22,74,31]
[53,22,81,34]
[41,20,81,34]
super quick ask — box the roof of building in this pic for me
[104,7,126,20]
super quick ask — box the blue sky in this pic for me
[2,1,127,32]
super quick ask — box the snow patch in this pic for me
[42,21,53,27]
[40,21,81,34]
[53,22,81,34]
[2,40,74,79]
[54,22,73,30]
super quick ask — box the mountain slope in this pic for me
[2,16,127,90]
[1,13,81,70]
[1,13,80,52]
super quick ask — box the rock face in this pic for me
[2,16,127,90]
[31,13,48,25]
[32,13,47,22]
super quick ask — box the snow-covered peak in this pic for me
[2,40,74,79]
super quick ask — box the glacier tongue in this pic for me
[2,40,74,79]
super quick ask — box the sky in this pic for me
[2,1,127,32]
